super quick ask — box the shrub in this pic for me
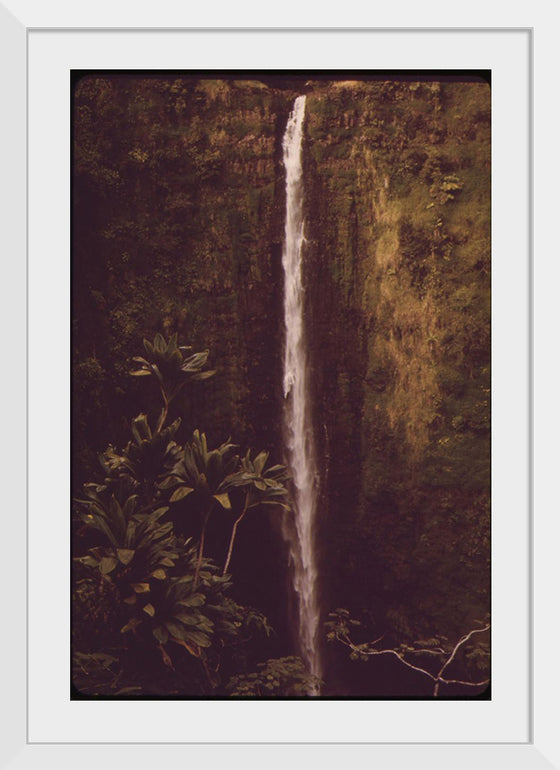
[73,334,290,696]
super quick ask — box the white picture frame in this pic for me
[2,2,554,767]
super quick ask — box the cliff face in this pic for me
[74,77,292,469]
[73,75,490,655]
[304,79,490,641]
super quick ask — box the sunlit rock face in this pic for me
[302,79,490,648]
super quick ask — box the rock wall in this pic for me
[304,78,490,642]
[73,75,490,655]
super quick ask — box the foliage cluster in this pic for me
[73,334,309,697]
[226,656,321,697]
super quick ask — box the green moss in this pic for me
[306,78,490,643]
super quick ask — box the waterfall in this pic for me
[281,95,322,693]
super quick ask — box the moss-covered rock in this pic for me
[304,78,490,643]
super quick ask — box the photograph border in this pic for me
[2,6,549,768]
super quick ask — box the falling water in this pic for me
[281,95,322,692]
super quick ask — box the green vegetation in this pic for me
[227,656,321,696]
[72,334,311,697]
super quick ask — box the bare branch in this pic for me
[440,677,490,688]
[405,647,447,656]
[434,624,490,696]
[336,633,437,682]
[334,623,490,697]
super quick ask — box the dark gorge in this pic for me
[72,74,490,698]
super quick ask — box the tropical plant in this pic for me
[100,413,182,492]
[74,490,176,586]
[73,333,290,696]
[130,333,215,431]
[161,429,239,585]
[73,475,247,690]
[226,656,321,697]
[222,450,290,575]
[72,651,141,697]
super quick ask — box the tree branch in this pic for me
[434,623,490,696]
[335,623,490,697]
[336,633,437,682]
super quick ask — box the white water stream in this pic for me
[281,95,322,692]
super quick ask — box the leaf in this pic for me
[88,514,119,547]
[117,548,135,565]
[167,418,182,436]
[191,370,216,381]
[183,630,211,648]
[151,364,163,384]
[264,478,279,488]
[213,493,231,510]
[115,686,142,695]
[151,507,170,521]
[99,556,118,575]
[109,497,126,539]
[194,615,214,633]
[181,350,209,372]
[158,476,179,490]
[82,482,106,493]
[175,575,194,586]
[200,432,208,460]
[130,369,152,376]
[170,486,194,503]
[153,522,173,538]
[123,594,137,605]
[74,555,98,568]
[143,603,156,617]
[120,618,142,634]
[172,612,201,626]
[164,621,186,640]
[154,333,166,353]
[131,582,150,594]
[131,413,151,443]
[124,520,137,549]
[253,451,269,475]
[153,625,169,644]
[178,594,205,608]
[151,568,166,580]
